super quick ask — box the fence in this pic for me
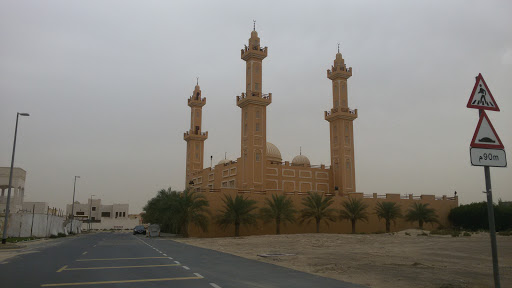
[0,213,82,238]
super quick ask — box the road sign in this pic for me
[467,73,500,111]
[470,148,507,167]
[470,111,504,149]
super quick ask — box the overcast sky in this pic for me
[1,1,511,214]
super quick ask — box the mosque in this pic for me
[184,28,357,195]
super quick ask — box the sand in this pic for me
[175,230,511,288]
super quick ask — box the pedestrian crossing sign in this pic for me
[467,73,499,111]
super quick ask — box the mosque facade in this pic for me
[184,29,357,195]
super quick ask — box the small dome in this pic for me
[266,142,282,162]
[292,155,310,166]
[217,159,230,165]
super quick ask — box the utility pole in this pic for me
[70,176,80,234]
[1,112,30,244]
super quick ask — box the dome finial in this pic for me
[337,43,340,53]
[196,77,199,86]
[225,152,227,160]
[300,146,302,155]
[253,20,256,31]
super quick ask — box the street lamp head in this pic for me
[75,176,80,179]
[18,113,30,116]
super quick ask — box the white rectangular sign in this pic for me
[470,148,507,167]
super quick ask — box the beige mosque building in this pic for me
[184,29,357,195]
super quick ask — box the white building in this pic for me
[66,198,137,230]
[0,167,26,214]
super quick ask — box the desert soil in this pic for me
[175,230,511,288]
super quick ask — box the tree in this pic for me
[405,202,438,229]
[339,198,369,234]
[259,194,296,235]
[299,192,337,233]
[142,187,209,237]
[217,194,258,237]
[174,189,210,238]
[374,201,402,233]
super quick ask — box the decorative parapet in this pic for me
[241,45,268,60]
[188,95,206,107]
[324,107,358,121]
[327,65,352,80]
[236,92,272,107]
[183,130,208,141]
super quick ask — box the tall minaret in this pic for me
[236,26,271,191]
[325,47,357,194]
[184,82,208,186]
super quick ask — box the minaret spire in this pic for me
[253,20,256,31]
[338,43,340,53]
[196,77,199,86]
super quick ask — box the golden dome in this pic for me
[266,142,282,162]
[292,155,310,166]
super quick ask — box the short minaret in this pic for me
[325,47,357,194]
[236,27,271,191]
[184,82,208,186]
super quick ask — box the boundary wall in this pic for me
[188,189,458,237]
[0,213,82,238]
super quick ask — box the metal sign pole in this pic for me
[484,165,500,288]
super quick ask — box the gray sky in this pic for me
[1,0,511,214]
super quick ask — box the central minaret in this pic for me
[236,27,271,191]
[325,48,357,194]
[184,83,208,186]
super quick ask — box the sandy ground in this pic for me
[176,230,511,288]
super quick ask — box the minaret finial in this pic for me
[196,77,199,85]
[225,152,227,160]
[300,146,302,155]
[337,43,340,53]
[253,20,256,31]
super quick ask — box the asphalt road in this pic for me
[0,232,365,288]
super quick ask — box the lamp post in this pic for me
[69,176,80,234]
[2,112,30,245]
[88,195,95,231]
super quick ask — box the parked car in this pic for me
[133,225,146,235]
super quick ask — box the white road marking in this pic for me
[182,266,190,270]
[168,257,173,260]
[210,283,222,288]
[174,261,180,264]
[163,254,167,256]
[194,273,204,278]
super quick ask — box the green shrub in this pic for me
[451,231,460,237]
[417,232,428,236]
[430,229,453,235]
[405,232,411,236]
[463,232,471,237]
[449,201,512,231]
[498,230,512,236]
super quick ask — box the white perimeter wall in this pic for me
[0,213,82,238]
[89,217,139,230]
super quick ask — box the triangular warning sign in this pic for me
[470,111,504,149]
[467,73,500,111]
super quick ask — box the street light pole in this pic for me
[70,176,80,234]
[2,112,29,245]
[88,195,95,231]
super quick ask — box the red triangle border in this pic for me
[466,73,500,111]
[470,110,504,149]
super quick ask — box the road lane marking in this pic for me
[210,283,222,288]
[40,276,203,287]
[168,257,173,260]
[194,273,204,278]
[63,264,180,271]
[82,252,87,255]
[56,265,67,273]
[174,261,180,264]
[163,254,167,256]
[182,266,190,270]
[93,245,96,247]
[76,257,168,261]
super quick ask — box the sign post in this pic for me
[467,73,505,288]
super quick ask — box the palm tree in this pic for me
[217,194,258,237]
[405,202,438,229]
[374,201,402,233]
[339,198,369,234]
[299,192,337,233]
[259,194,296,235]
[174,189,210,237]
[143,187,180,233]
